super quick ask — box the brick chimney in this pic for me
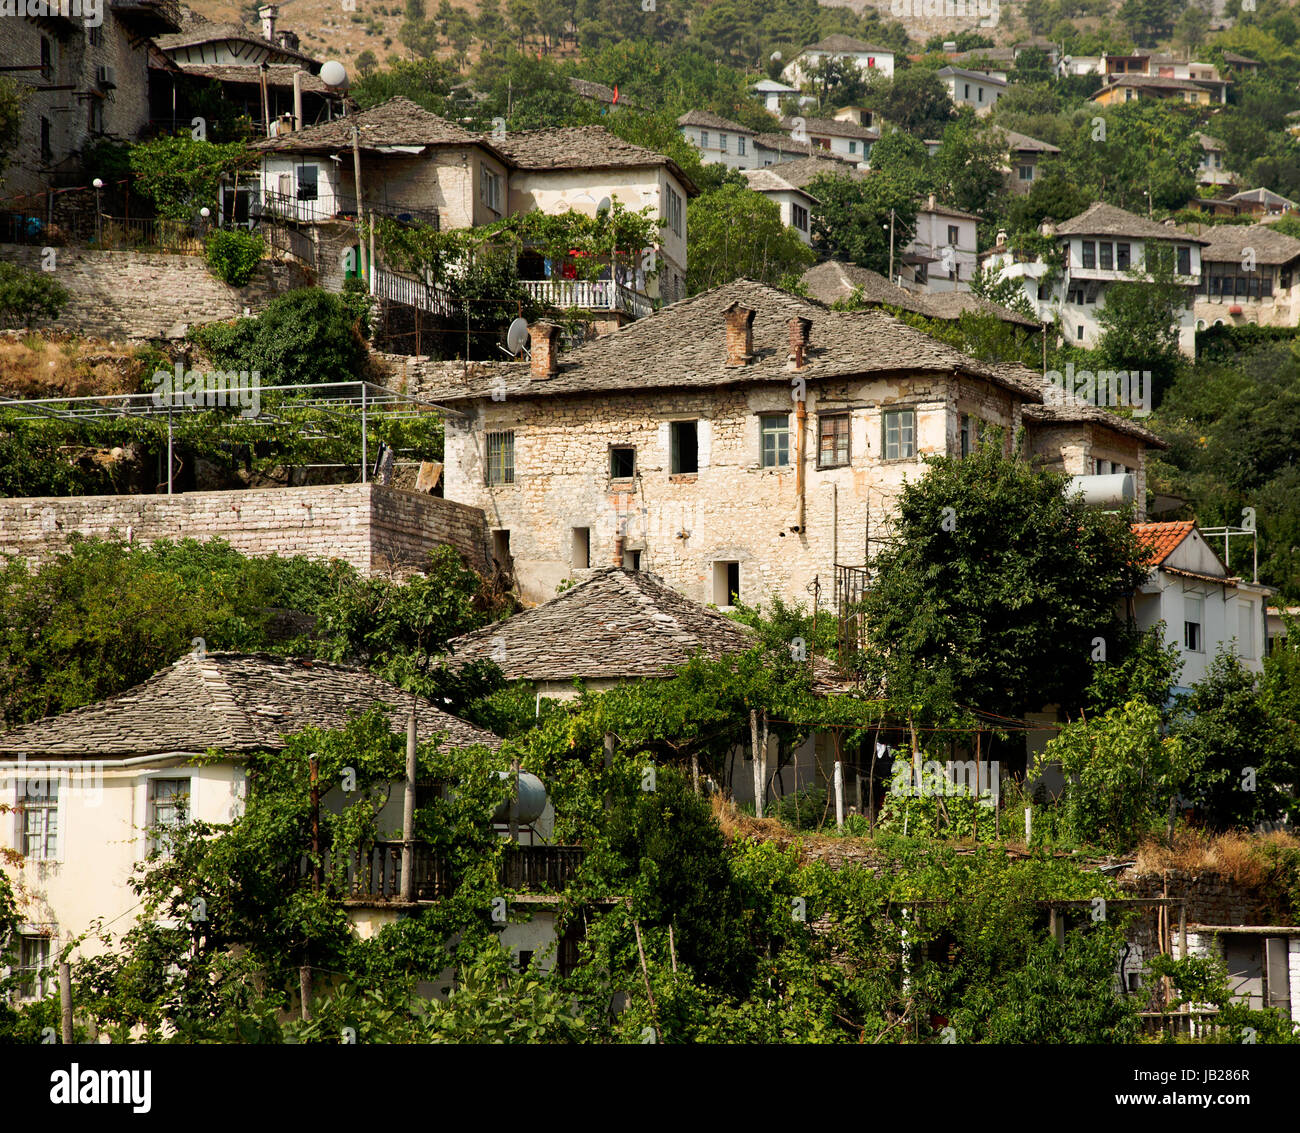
[612,534,626,567]
[529,322,561,379]
[723,302,755,366]
[788,316,811,369]
[258,4,278,42]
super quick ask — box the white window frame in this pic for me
[760,413,790,468]
[479,164,502,213]
[1184,594,1204,653]
[15,932,53,1001]
[883,409,916,460]
[134,769,199,861]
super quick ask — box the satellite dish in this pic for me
[771,51,782,62]
[505,317,529,355]
[320,60,348,88]
[596,196,612,216]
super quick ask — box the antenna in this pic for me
[504,317,529,356]
[596,196,612,216]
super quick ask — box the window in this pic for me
[760,414,790,467]
[89,23,101,45]
[963,83,970,99]
[1018,164,1034,181]
[88,97,103,135]
[479,165,502,213]
[571,527,590,569]
[1116,243,1131,270]
[17,935,51,1000]
[818,413,850,467]
[791,203,809,231]
[713,561,740,607]
[149,778,190,856]
[1100,242,1114,270]
[947,224,959,246]
[21,778,58,861]
[295,163,319,201]
[738,136,746,155]
[1081,241,1096,269]
[610,446,636,479]
[1177,244,1192,276]
[670,420,698,474]
[1238,602,1255,660]
[701,130,709,148]
[485,431,514,485]
[39,117,51,162]
[719,133,728,152]
[978,86,984,102]
[1184,595,1204,653]
[849,140,857,154]
[664,186,683,239]
[40,37,53,82]
[1077,325,1084,340]
[623,548,641,570]
[960,413,979,458]
[882,409,916,460]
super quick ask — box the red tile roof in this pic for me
[1132,520,1195,566]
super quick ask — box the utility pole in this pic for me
[888,207,896,283]
[400,705,417,902]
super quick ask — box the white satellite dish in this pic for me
[505,317,529,355]
[320,60,348,88]
[596,196,612,216]
[771,51,782,62]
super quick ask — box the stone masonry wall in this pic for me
[0,483,489,578]
[0,245,310,340]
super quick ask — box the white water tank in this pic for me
[1068,473,1135,508]
[493,770,548,826]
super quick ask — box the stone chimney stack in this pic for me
[529,322,561,379]
[723,302,755,366]
[612,534,626,567]
[258,5,278,42]
[788,316,811,369]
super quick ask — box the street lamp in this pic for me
[199,206,211,241]
[92,178,103,245]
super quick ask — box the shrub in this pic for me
[204,228,265,287]
[0,262,69,329]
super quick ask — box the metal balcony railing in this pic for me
[256,191,438,229]
[521,278,655,318]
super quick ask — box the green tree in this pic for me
[0,262,69,329]
[686,183,814,293]
[868,68,954,138]
[1095,241,1188,394]
[808,166,920,275]
[128,135,251,222]
[0,77,24,182]
[861,440,1151,721]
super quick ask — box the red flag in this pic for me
[612,84,620,105]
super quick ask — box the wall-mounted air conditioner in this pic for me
[95,65,116,90]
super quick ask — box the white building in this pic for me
[677,110,760,171]
[776,114,876,168]
[741,168,818,244]
[986,202,1207,356]
[781,35,895,88]
[750,78,803,113]
[936,66,1006,115]
[1131,521,1269,692]
[906,196,979,293]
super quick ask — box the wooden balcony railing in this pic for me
[327,840,586,903]
[257,191,439,229]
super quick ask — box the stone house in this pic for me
[0,2,181,206]
[677,110,760,171]
[249,98,696,310]
[907,196,979,293]
[419,278,1050,610]
[0,651,501,973]
[995,127,1060,197]
[781,35,896,87]
[775,115,876,168]
[741,168,817,244]
[1195,224,1300,331]
[936,66,1006,115]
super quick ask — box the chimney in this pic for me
[723,301,755,366]
[926,193,937,211]
[258,4,278,42]
[529,322,561,379]
[612,533,626,567]
[788,316,811,369]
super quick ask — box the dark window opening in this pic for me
[713,561,740,606]
[572,527,590,569]
[670,420,698,473]
[610,446,636,479]
[492,529,511,566]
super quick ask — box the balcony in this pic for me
[333,840,586,904]
[256,191,439,229]
[521,277,655,318]
[111,0,183,35]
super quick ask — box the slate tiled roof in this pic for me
[922,291,1043,329]
[177,63,338,93]
[1132,521,1196,566]
[156,19,318,66]
[491,126,697,193]
[741,168,819,201]
[678,109,757,134]
[1200,223,1300,265]
[937,66,1008,87]
[800,35,894,55]
[443,569,756,680]
[251,96,486,154]
[760,154,865,188]
[780,116,878,141]
[997,127,1060,155]
[1003,363,1171,448]
[753,136,861,167]
[1055,201,1209,243]
[799,260,936,316]
[0,652,500,757]
[421,279,1045,403]
[1230,187,1299,209]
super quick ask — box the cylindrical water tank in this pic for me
[492,770,547,825]
[1068,473,1134,508]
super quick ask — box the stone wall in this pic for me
[0,245,310,340]
[0,483,489,578]
[1117,869,1273,927]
